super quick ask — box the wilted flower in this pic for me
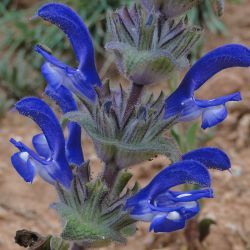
[10,97,84,188]
[34,3,101,101]
[164,44,250,129]
[126,147,230,232]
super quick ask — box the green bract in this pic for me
[52,163,138,247]
[65,81,181,169]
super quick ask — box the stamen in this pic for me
[176,193,192,199]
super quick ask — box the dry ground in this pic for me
[1,1,250,250]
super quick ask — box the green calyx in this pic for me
[106,3,202,85]
[53,166,138,248]
[65,81,181,169]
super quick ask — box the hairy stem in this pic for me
[122,82,144,127]
[102,161,120,188]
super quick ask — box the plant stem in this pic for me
[102,161,119,188]
[71,243,87,250]
[184,218,203,250]
[122,82,144,127]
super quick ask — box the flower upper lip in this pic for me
[37,3,96,71]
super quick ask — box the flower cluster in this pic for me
[8,1,250,248]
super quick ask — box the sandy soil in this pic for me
[1,1,250,250]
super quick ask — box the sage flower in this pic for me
[126,147,230,232]
[34,3,101,101]
[10,97,84,188]
[164,44,250,129]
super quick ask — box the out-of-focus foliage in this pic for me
[171,123,213,153]
[189,0,226,35]
[190,0,243,35]
[189,0,244,61]
[229,0,244,3]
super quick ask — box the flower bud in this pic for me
[106,4,202,85]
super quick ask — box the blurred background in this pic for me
[0,0,250,249]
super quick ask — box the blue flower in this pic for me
[34,3,101,101]
[126,147,230,233]
[10,97,77,188]
[45,83,84,166]
[164,44,250,129]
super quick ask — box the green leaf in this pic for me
[199,218,216,242]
